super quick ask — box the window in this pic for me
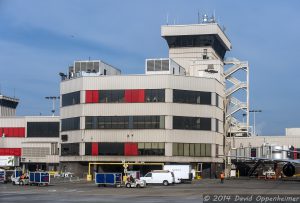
[145,89,165,102]
[172,143,212,157]
[173,89,211,105]
[85,116,164,130]
[85,143,92,155]
[61,134,68,142]
[205,144,211,157]
[184,144,190,156]
[216,94,220,108]
[145,173,152,177]
[27,122,59,137]
[138,142,165,156]
[61,117,80,131]
[62,91,80,106]
[164,35,227,59]
[173,116,211,131]
[98,143,124,156]
[61,143,79,156]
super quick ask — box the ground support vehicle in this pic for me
[11,176,29,186]
[29,172,50,186]
[0,169,7,183]
[95,173,122,187]
[125,179,146,188]
[1,169,22,184]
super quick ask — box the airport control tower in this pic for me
[0,94,19,117]
[161,15,250,137]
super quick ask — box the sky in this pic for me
[0,0,300,135]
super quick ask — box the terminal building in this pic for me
[59,20,234,177]
[0,99,60,171]
[2,18,299,178]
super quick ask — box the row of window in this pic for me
[86,89,165,104]
[62,89,222,106]
[61,142,212,157]
[61,116,220,131]
[173,89,211,105]
[27,122,59,137]
[85,116,165,130]
[61,142,165,156]
[173,116,211,131]
[1,123,60,138]
[61,117,80,131]
[172,143,212,157]
[62,91,80,106]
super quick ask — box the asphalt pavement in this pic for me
[1,178,300,203]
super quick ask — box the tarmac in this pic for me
[1,178,300,203]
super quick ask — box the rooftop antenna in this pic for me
[13,88,15,98]
[88,56,91,61]
[166,13,169,25]
[198,11,200,24]
[0,84,2,95]
[202,14,208,23]
[213,9,216,20]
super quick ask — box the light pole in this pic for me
[249,109,262,136]
[45,96,60,116]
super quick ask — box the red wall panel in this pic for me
[125,90,145,103]
[138,90,145,102]
[86,90,99,103]
[130,143,138,156]
[124,90,132,102]
[3,128,9,136]
[0,127,25,137]
[13,128,19,137]
[0,148,22,156]
[92,143,98,156]
[86,90,93,103]
[124,143,138,156]
[20,128,25,137]
[92,91,99,103]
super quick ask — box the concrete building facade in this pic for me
[59,22,233,177]
[0,116,60,171]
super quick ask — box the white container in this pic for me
[163,165,192,183]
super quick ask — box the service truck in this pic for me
[163,165,192,183]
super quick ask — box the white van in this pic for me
[140,170,175,186]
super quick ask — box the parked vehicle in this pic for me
[29,172,50,186]
[0,169,7,183]
[125,179,146,188]
[163,165,192,183]
[0,169,21,184]
[95,173,122,187]
[11,174,29,186]
[140,170,175,186]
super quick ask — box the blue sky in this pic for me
[0,0,300,135]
